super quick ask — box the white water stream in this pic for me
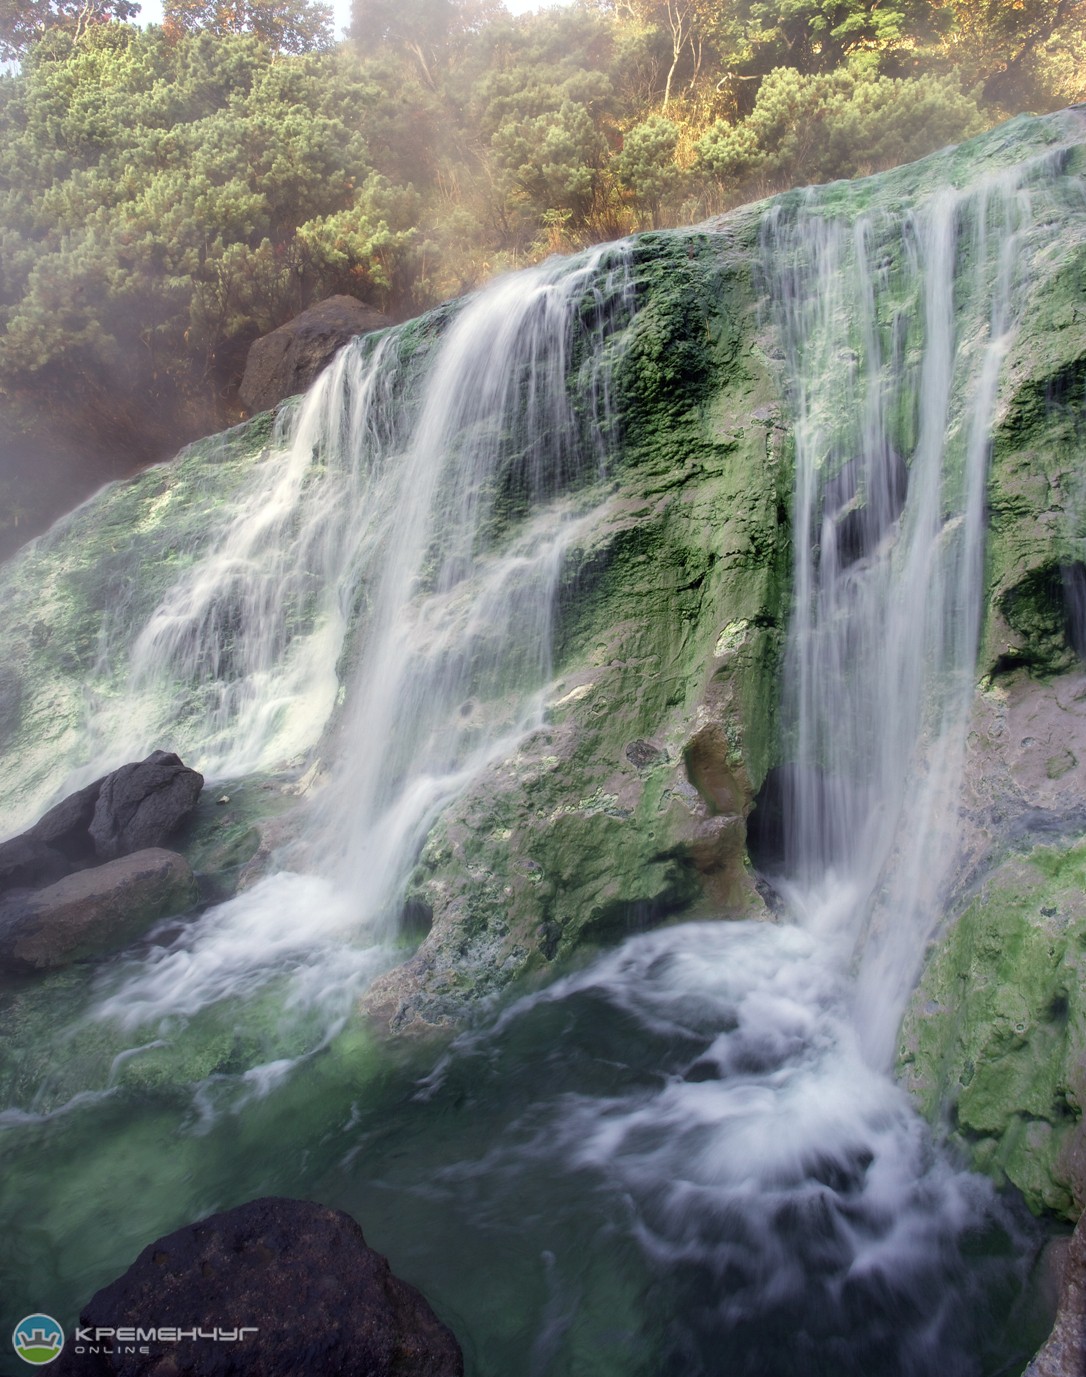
[85,243,635,1026]
[765,165,1042,1067]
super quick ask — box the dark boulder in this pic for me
[0,848,197,972]
[89,751,204,862]
[54,1196,464,1376]
[239,295,392,415]
[0,778,102,889]
[0,833,71,893]
[0,751,203,895]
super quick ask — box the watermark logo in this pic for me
[12,1315,64,1366]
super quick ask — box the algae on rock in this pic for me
[901,840,1086,1219]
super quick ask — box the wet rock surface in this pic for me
[901,672,1086,1217]
[53,1197,464,1377]
[1024,1214,1086,1377]
[89,751,204,863]
[0,848,197,972]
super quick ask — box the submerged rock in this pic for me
[53,1197,463,1376]
[0,847,197,972]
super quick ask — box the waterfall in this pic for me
[86,242,636,1028]
[759,153,1064,1067]
[386,138,1082,1373]
[2,119,1082,1375]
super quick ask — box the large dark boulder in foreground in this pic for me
[240,295,391,415]
[0,751,203,893]
[54,1197,464,1376]
[1024,1213,1086,1377]
[0,848,197,971]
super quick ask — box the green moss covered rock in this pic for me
[901,840,1086,1219]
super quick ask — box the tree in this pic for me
[0,0,137,61]
[695,66,984,194]
[162,0,334,53]
[614,114,680,223]
[937,0,1086,110]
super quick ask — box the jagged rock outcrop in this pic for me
[53,1197,463,1377]
[240,294,391,414]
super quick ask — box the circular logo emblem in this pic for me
[11,1316,64,1366]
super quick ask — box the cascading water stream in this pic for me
[374,141,1080,1373]
[762,161,1049,1066]
[77,244,636,1031]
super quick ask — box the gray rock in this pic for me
[0,834,70,892]
[0,848,197,971]
[240,295,391,414]
[89,750,204,861]
[0,778,101,890]
[0,752,203,894]
[31,778,102,857]
[1024,1212,1086,1376]
[54,1196,464,1376]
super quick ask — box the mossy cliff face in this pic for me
[899,112,1086,1218]
[364,226,791,1031]
[900,672,1086,1219]
[0,222,792,1036]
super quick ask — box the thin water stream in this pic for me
[1,124,1083,1375]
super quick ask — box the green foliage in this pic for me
[0,27,385,458]
[614,115,681,223]
[492,97,609,224]
[697,67,986,192]
[0,0,1082,505]
[713,0,935,78]
[161,0,334,53]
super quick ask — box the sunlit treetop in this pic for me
[161,0,334,52]
[0,0,138,61]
